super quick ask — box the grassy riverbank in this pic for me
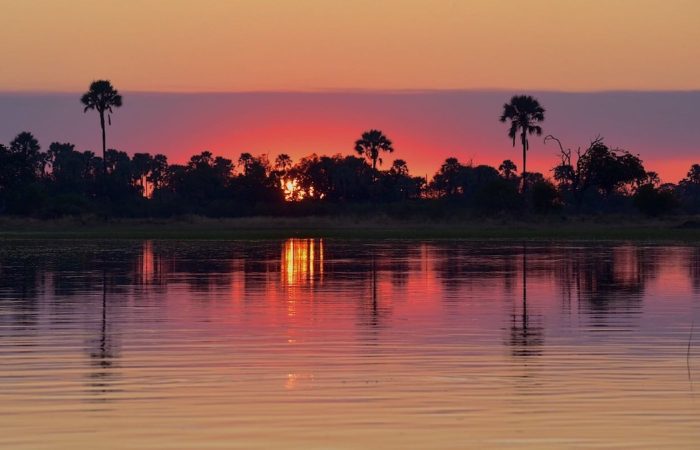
[1,215,700,241]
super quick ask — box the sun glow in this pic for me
[282,178,318,202]
[282,178,300,202]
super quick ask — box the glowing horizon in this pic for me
[1,90,698,184]
[2,1,699,183]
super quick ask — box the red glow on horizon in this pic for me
[2,91,696,185]
[169,128,695,185]
[130,94,695,184]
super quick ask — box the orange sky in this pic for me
[1,0,700,92]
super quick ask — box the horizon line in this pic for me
[2,87,700,96]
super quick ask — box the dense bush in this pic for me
[634,184,678,216]
[0,131,697,218]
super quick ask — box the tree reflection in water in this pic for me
[85,261,121,402]
[0,239,693,403]
[508,244,544,357]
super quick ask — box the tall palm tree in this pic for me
[81,80,122,173]
[499,95,545,176]
[354,129,394,170]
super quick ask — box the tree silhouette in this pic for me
[685,164,700,184]
[81,80,123,173]
[131,152,153,194]
[274,154,293,172]
[390,159,409,176]
[147,154,169,192]
[382,159,424,201]
[9,132,46,178]
[50,146,101,194]
[354,129,394,171]
[678,164,700,212]
[500,95,545,176]
[498,159,518,180]
[2,119,697,217]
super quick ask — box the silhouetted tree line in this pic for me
[0,83,698,218]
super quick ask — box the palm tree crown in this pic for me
[81,80,122,116]
[354,129,394,170]
[499,95,545,176]
[81,80,122,172]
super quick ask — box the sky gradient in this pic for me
[1,91,697,182]
[2,0,700,92]
[1,1,698,181]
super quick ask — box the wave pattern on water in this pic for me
[0,240,699,449]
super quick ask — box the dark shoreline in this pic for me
[1,215,699,241]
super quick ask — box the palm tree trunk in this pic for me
[521,128,527,175]
[100,112,107,174]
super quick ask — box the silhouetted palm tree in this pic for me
[390,159,409,176]
[354,130,394,170]
[498,159,518,180]
[81,80,122,173]
[499,95,545,175]
[274,154,293,172]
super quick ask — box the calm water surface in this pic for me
[0,239,699,449]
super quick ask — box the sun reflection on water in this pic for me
[3,242,700,448]
[282,239,324,287]
[137,240,155,284]
[285,372,315,390]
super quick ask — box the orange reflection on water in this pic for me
[282,239,324,288]
[285,372,315,390]
[3,242,700,449]
[137,240,155,284]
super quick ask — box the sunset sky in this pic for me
[1,0,699,180]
